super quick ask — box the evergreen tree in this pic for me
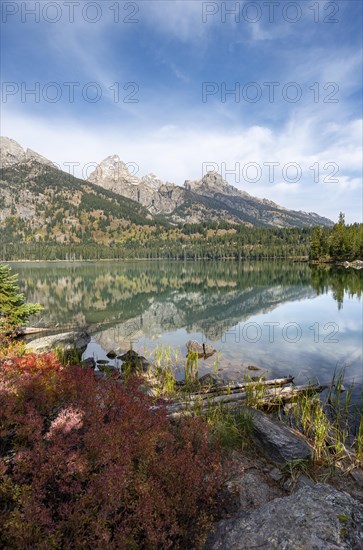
[0,264,43,332]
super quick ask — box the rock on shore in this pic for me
[248,408,313,464]
[343,260,363,270]
[25,331,90,357]
[206,484,363,549]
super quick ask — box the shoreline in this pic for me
[3,257,362,268]
[1,251,361,267]
[310,259,363,269]
[2,331,362,548]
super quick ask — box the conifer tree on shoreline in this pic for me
[0,263,43,332]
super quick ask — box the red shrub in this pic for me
[0,352,223,548]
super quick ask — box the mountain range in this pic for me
[87,152,333,227]
[0,136,333,246]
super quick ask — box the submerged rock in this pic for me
[82,357,96,369]
[25,331,90,357]
[186,340,216,358]
[199,373,228,387]
[206,484,363,549]
[118,350,139,361]
[119,350,154,373]
[98,364,118,374]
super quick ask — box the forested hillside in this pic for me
[0,152,361,262]
[0,161,168,248]
[309,213,363,261]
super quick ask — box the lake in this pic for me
[9,260,363,403]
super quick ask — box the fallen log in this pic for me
[166,391,249,414]
[16,327,52,335]
[12,326,76,337]
[187,376,295,399]
[252,383,328,406]
[166,383,328,417]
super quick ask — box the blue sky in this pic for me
[1,0,362,222]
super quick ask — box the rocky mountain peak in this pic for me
[88,154,140,190]
[88,156,182,213]
[0,136,56,169]
[89,156,166,191]
[184,170,242,197]
[140,173,164,190]
[0,137,334,228]
[0,137,24,168]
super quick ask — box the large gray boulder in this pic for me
[25,331,90,357]
[206,484,363,549]
[248,408,313,464]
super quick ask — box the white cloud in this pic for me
[140,1,210,43]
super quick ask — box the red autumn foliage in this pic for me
[0,351,223,548]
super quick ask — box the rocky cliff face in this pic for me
[0,137,333,227]
[87,155,139,190]
[185,171,249,198]
[0,136,56,169]
[0,138,156,243]
[0,138,60,224]
[87,155,184,215]
[89,154,333,227]
[182,171,335,227]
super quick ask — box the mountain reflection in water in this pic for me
[12,260,363,393]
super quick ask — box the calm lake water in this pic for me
[10,260,363,401]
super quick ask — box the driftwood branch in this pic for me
[186,376,295,399]
[166,383,327,418]
[15,327,53,335]
[13,326,78,337]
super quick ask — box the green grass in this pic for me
[151,345,179,397]
[53,345,81,366]
[356,403,363,464]
[151,345,202,396]
[213,351,221,375]
[284,368,362,468]
[204,404,253,450]
[281,458,311,483]
[148,345,254,449]
[147,348,363,464]
[243,372,268,407]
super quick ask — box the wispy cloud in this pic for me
[1,0,361,222]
